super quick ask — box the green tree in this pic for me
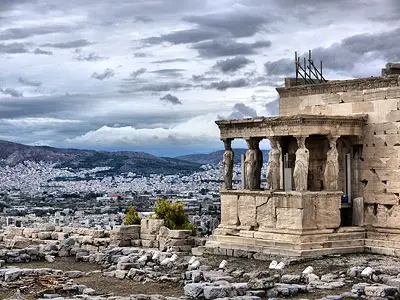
[123,206,141,225]
[153,199,196,234]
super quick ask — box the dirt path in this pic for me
[0,257,183,299]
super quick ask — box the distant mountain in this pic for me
[177,149,270,165]
[0,140,201,175]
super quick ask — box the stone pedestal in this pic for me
[140,219,165,249]
[110,225,141,247]
[219,190,342,231]
[209,190,365,257]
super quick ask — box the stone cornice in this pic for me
[277,75,400,98]
[215,114,367,139]
[216,114,367,127]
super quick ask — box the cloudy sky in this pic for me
[0,0,399,156]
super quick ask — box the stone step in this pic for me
[298,239,365,250]
[215,234,364,250]
[365,246,399,256]
[300,232,366,243]
[337,226,365,233]
[299,246,365,257]
[208,234,365,255]
[367,232,400,243]
[213,233,365,250]
[230,229,366,244]
[365,238,400,249]
[204,241,365,258]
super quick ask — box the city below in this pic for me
[0,139,269,234]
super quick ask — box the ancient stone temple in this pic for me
[206,63,400,257]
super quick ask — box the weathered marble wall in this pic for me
[278,75,400,230]
[306,136,329,191]
[220,190,341,232]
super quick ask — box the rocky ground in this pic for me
[1,249,400,299]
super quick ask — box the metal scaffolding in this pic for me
[295,50,327,85]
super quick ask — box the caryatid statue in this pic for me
[293,136,309,192]
[324,136,339,190]
[222,138,234,189]
[244,138,262,190]
[266,137,281,190]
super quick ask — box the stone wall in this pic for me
[278,75,400,232]
[1,219,200,254]
[2,224,110,252]
[219,190,341,232]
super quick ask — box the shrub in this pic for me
[153,199,196,234]
[123,206,141,225]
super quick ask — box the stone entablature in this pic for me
[277,75,400,98]
[216,114,366,139]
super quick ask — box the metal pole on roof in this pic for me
[295,51,298,85]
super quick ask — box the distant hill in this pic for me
[177,149,270,165]
[0,140,201,175]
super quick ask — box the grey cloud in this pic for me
[151,69,185,76]
[74,52,107,61]
[0,120,87,145]
[134,16,153,23]
[264,58,293,76]
[0,94,99,119]
[88,0,207,25]
[192,39,271,58]
[0,93,200,146]
[33,48,53,55]
[264,27,400,77]
[18,77,42,87]
[0,25,73,41]
[184,11,271,38]
[130,68,147,78]
[133,52,149,57]
[228,103,258,119]
[0,0,34,12]
[242,0,373,24]
[41,39,93,49]
[265,97,279,116]
[143,28,221,45]
[213,56,253,73]
[205,78,249,91]
[131,82,192,92]
[160,94,182,105]
[340,27,400,62]
[191,75,218,82]
[0,42,29,53]
[1,88,23,97]
[152,58,188,64]
[91,68,115,80]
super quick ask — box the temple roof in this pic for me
[215,114,367,139]
[277,75,399,98]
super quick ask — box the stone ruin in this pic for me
[206,62,400,258]
[1,219,203,255]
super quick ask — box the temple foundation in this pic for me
[205,190,365,257]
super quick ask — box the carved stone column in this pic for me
[293,136,309,192]
[222,138,234,189]
[266,136,281,191]
[244,137,263,190]
[324,136,339,190]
